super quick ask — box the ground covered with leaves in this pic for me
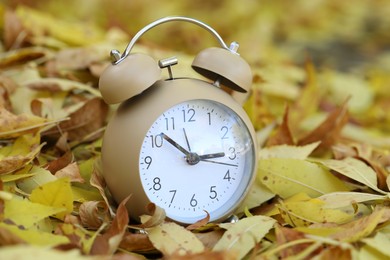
[1,1,390,259]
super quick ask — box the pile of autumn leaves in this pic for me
[1,5,390,260]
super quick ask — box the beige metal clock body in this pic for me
[99,16,257,224]
[102,78,257,224]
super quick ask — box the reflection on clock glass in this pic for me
[139,99,255,224]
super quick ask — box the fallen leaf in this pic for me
[315,157,386,194]
[362,232,390,257]
[148,222,205,256]
[79,201,109,230]
[90,196,130,255]
[136,203,166,229]
[278,198,354,227]
[0,134,44,175]
[0,222,69,247]
[318,192,387,208]
[0,107,47,139]
[186,211,210,231]
[258,141,320,160]
[213,215,276,259]
[55,162,85,183]
[266,106,295,146]
[119,232,155,253]
[298,101,349,152]
[29,177,73,220]
[258,158,350,199]
[330,207,390,242]
[44,97,108,142]
[4,197,65,228]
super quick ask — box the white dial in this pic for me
[139,99,255,224]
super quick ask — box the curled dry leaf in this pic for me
[135,203,166,229]
[55,162,85,183]
[79,201,110,230]
[90,196,130,255]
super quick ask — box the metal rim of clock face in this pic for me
[138,99,255,224]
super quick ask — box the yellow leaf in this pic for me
[213,215,276,259]
[362,232,390,257]
[0,134,44,175]
[15,6,103,46]
[29,177,73,220]
[234,181,275,213]
[315,157,386,194]
[258,158,350,199]
[258,141,321,160]
[330,207,389,242]
[148,222,205,256]
[0,222,69,247]
[0,107,47,138]
[318,192,387,208]
[4,197,65,228]
[279,198,354,227]
[0,245,97,260]
[17,166,57,193]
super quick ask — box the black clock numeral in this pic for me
[228,147,237,160]
[207,112,212,125]
[221,126,229,139]
[209,186,217,199]
[150,134,163,148]
[169,189,177,204]
[182,109,196,122]
[153,177,161,191]
[190,194,198,207]
[165,117,175,131]
[143,156,152,169]
[224,170,231,181]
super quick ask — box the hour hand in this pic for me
[159,133,190,155]
[198,152,225,160]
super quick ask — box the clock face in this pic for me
[139,99,255,224]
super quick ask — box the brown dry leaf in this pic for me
[0,77,13,111]
[167,250,238,260]
[46,151,73,174]
[119,232,155,253]
[289,58,321,135]
[0,107,47,139]
[0,226,27,246]
[44,97,108,142]
[79,201,109,230]
[55,162,85,183]
[298,100,349,152]
[330,207,390,242]
[186,211,210,231]
[266,106,295,146]
[0,134,43,175]
[275,225,313,258]
[90,196,130,255]
[90,166,114,217]
[0,47,49,69]
[3,9,28,50]
[135,203,166,229]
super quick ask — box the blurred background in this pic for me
[3,0,390,71]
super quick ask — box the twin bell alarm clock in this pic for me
[99,16,257,224]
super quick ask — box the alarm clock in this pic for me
[99,16,257,224]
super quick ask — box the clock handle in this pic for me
[111,16,230,64]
